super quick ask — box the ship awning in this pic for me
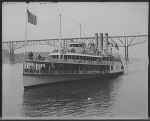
[48,52,103,58]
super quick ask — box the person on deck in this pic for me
[30,66,34,73]
[41,66,45,73]
[30,51,33,60]
[28,52,31,59]
[38,54,41,60]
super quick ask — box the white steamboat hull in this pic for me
[23,69,123,88]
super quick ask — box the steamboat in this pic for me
[23,33,124,88]
[23,14,124,88]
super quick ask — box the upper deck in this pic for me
[25,52,122,66]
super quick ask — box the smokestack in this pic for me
[100,33,103,54]
[95,33,98,50]
[105,33,108,56]
[63,39,65,50]
[66,39,67,51]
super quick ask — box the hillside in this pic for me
[2,49,10,63]
[2,50,51,63]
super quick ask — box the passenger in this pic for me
[28,52,31,59]
[121,65,124,69]
[38,54,41,60]
[30,66,34,73]
[41,66,45,73]
[30,51,33,60]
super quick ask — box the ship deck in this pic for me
[25,58,114,65]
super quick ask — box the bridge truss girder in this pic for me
[109,35,148,61]
[2,35,148,63]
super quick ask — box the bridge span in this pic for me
[2,33,148,64]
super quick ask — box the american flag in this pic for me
[27,10,37,25]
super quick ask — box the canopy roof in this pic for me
[48,52,103,58]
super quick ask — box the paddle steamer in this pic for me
[23,33,124,88]
[23,14,124,88]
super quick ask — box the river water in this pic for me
[2,60,148,119]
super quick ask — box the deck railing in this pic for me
[23,69,108,75]
[25,56,114,65]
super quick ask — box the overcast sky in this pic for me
[2,2,148,60]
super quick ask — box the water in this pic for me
[2,60,148,119]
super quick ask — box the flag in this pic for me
[27,10,37,25]
[115,43,119,50]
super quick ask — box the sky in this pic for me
[2,2,148,60]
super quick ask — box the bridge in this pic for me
[2,33,148,64]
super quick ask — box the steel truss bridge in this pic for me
[2,34,148,64]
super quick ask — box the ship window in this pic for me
[110,58,113,61]
[78,44,82,47]
[107,65,110,70]
[103,58,106,61]
[60,55,63,59]
[72,55,75,59]
[68,55,71,59]
[64,55,67,59]
[70,44,82,47]
[115,58,121,62]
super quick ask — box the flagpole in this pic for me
[59,14,61,60]
[24,8,28,59]
[80,23,81,41]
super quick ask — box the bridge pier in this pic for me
[124,37,129,62]
[9,42,15,64]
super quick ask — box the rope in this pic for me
[61,14,80,25]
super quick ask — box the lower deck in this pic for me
[23,60,124,88]
[23,61,124,75]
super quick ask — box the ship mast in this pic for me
[58,14,81,58]
[80,23,81,41]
